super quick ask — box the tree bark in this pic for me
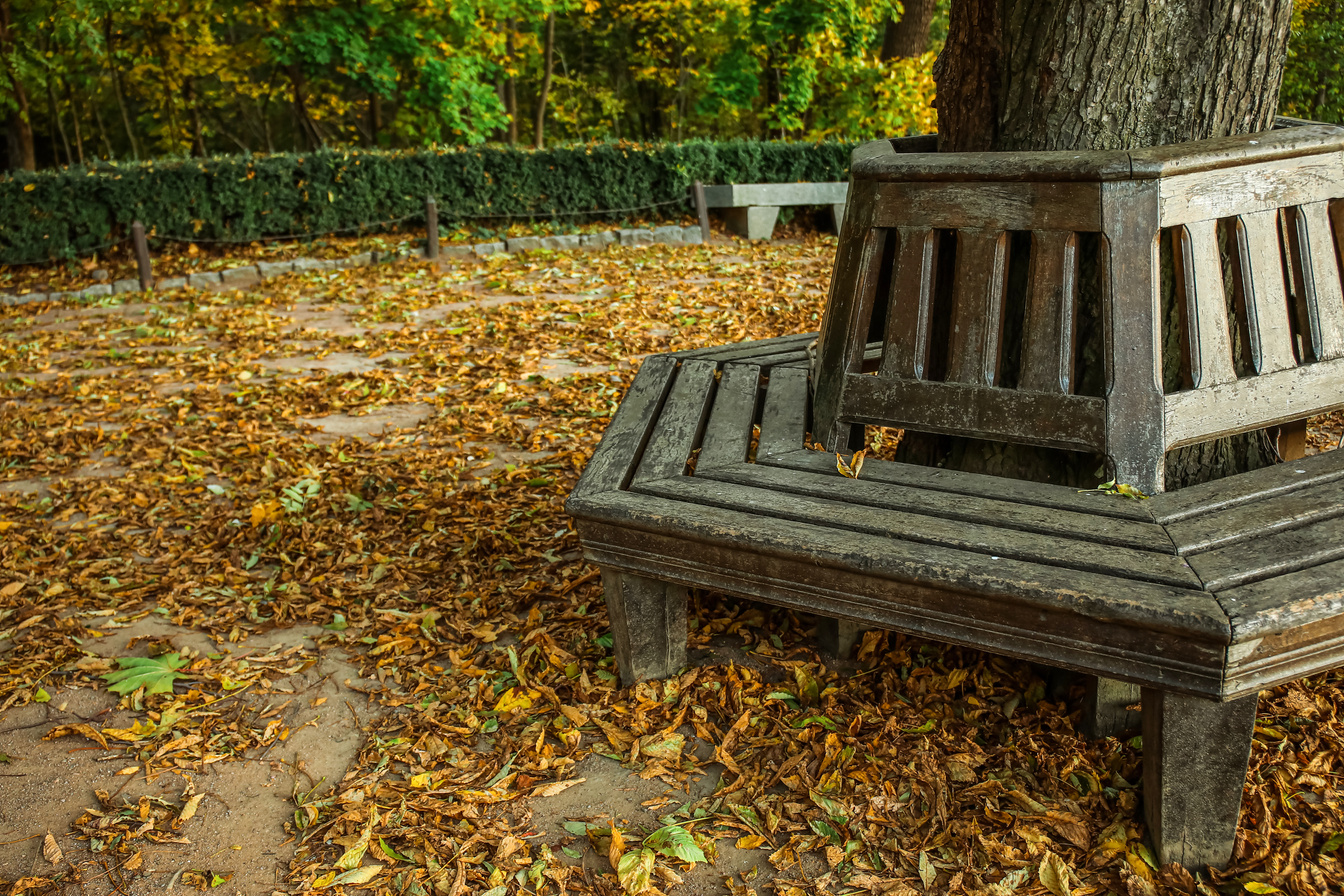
[288,65,321,150]
[882,0,937,60]
[928,0,1295,489]
[936,0,1293,153]
[534,12,555,149]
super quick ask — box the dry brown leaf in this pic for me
[43,831,63,865]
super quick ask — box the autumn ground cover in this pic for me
[2,234,1344,896]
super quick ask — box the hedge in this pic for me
[0,140,858,266]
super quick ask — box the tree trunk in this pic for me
[64,78,85,164]
[928,0,1295,489]
[0,0,34,169]
[936,0,1292,153]
[47,77,72,165]
[881,0,937,60]
[105,16,140,160]
[534,12,555,149]
[185,78,205,156]
[505,20,518,146]
[288,65,321,150]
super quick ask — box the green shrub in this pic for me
[0,140,857,265]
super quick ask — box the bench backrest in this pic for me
[810,125,1344,493]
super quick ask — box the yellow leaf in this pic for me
[1038,851,1071,896]
[531,778,584,798]
[735,834,766,849]
[23,183,35,191]
[179,793,205,821]
[250,500,283,526]
[608,824,626,869]
[409,772,433,789]
[1244,885,1282,894]
[493,687,539,713]
[0,581,21,598]
[45,723,109,750]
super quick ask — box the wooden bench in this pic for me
[567,123,1344,871]
[701,182,848,240]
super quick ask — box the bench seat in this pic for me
[701,182,849,240]
[565,333,1344,869]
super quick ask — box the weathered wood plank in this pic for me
[1158,154,1344,227]
[632,359,719,483]
[837,373,1106,452]
[877,227,937,380]
[635,472,1199,586]
[812,181,881,451]
[565,354,679,500]
[1288,201,1344,362]
[571,497,1229,694]
[1233,209,1298,375]
[764,446,1158,521]
[1142,689,1256,870]
[1187,513,1344,591]
[1019,230,1079,393]
[1166,476,1344,554]
[1172,220,1237,388]
[871,181,1104,232]
[695,363,761,471]
[946,229,1010,386]
[1100,179,1166,494]
[757,366,810,461]
[674,331,817,361]
[1149,441,1344,523]
[690,460,1177,553]
[1162,361,1344,450]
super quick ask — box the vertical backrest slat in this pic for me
[1233,209,1298,374]
[812,183,880,450]
[1289,201,1344,361]
[1018,230,1078,393]
[945,230,1010,386]
[877,226,937,380]
[1174,220,1238,388]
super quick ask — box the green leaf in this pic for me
[378,838,411,862]
[616,848,654,894]
[809,790,848,822]
[643,824,706,864]
[808,818,842,845]
[33,687,50,703]
[1322,832,1344,855]
[100,654,189,695]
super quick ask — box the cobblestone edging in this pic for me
[1,224,705,307]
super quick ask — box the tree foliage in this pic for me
[1281,0,1344,124]
[0,0,944,170]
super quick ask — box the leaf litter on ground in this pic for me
[1,234,1343,895]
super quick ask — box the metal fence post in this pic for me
[425,197,439,261]
[132,221,153,290]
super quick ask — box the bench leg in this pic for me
[600,569,687,686]
[816,617,863,658]
[1082,675,1141,738]
[723,206,781,241]
[1141,688,1257,870]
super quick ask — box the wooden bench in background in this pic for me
[702,182,849,240]
[568,122,1344,871]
